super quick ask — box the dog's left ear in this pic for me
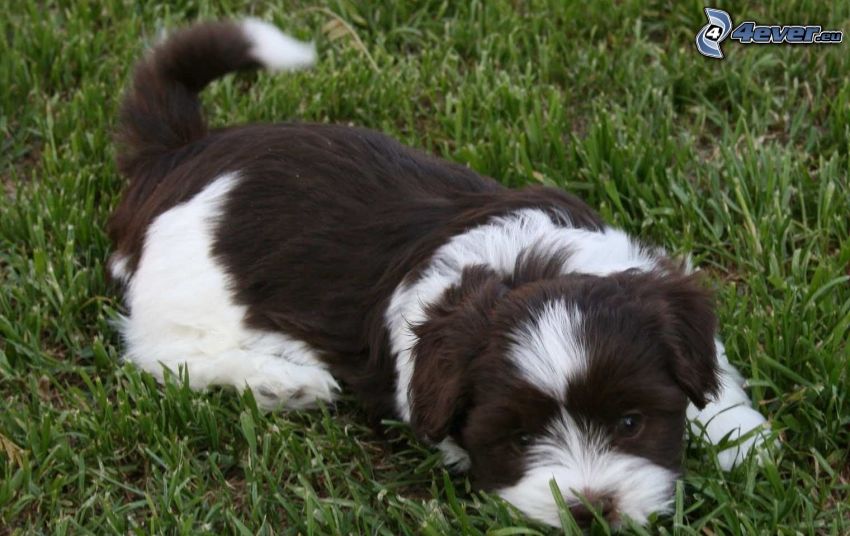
[409,266,507,442]
[658,274,720,409]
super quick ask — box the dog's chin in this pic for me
[496,453,677,528]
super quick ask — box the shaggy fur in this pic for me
[109,19,769,527]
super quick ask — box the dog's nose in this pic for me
[569,494,615,526]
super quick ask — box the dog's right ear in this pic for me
[409,266,507,443]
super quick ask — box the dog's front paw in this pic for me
[690,403,772,470]
[436,437,471,471]
[713,405,772,470]
[244,361,341,411]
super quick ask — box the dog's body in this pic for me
[110,20,768,527]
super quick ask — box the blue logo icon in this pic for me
[696,8,843,60]
[696,8,733,59]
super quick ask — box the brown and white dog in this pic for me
[108,19,769,527]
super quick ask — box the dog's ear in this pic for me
[657,274,720,409]
[409,266,507,442]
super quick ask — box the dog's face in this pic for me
[411,269,719,527]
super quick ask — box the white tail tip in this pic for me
[241,18,317,71]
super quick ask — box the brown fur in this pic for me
[110,22,608,423]
[411,267,718,490]
[110,21,721,516]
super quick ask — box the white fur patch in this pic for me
[108,253,131,284]
[498,410,676,527]
[687,339,770,470]
[508,302,585,401]
[437,437,472,471]
[387,209,660,422]
[241,18,316,72]
[119,173,338,410]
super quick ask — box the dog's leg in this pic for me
[120,316,340,411]
[118,174,338,411]
[232,333,341,411]
[125,331,342,412]
[687,339,770,470]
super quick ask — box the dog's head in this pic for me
[410,265,719,527]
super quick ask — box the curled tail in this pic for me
[116,18,315,179]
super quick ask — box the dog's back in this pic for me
[109,19,602,414]
[108,19,532,295]
[108,19,769,528]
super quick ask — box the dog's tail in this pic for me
[116,19,315,179]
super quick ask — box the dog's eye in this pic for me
[516,433,533,447]
[616,414,643,438]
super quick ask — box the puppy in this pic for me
[108,19,769,527]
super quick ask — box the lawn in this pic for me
[1,0,849,534]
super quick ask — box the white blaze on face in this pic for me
[503,300,677,526]
[497,411,676,526]
[508,300,585,402]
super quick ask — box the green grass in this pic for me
[2,0,849,533]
